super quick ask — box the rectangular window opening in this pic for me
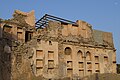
[48,51,54,60]
[79,62,83,68]
[67,61,72,68]
[67,69,73,77]
[25,31,33,42]
[48,60,54,69]
[79,70,84,77]
[36,50,43,58]
[36,67,43,74]
[95,56,99,62]
[36,59,43,67]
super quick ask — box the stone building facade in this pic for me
[0,10,116,80]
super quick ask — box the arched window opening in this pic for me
[77,50,83,61]
[64,47,72,59]
[86,51,91,61]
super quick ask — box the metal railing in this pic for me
[35,14,78,29]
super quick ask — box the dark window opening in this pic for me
[37,39,41,43]
[49,41,52,45]
[96,70,100,73]
[3,25,12,34]
[3,25,12,39]
[113,61,116,63]
[65,47,72,55]
[25,31,33,42]
[17,32,22,40]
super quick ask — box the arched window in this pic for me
[86,51,91,61]
[77,50,83,61]
[64,47,72,59]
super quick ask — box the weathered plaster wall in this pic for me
[0,10,117,80]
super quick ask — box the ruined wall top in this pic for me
[13,10,35,27]
[39,20,115,49]
[0,10,115,49]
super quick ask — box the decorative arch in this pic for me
[64,47,72,59]
[86,51,91,61]
[77,50,83,61]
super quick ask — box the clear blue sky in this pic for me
[0,0,120,63]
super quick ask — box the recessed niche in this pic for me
[36,59,43,67]
[67,69,73,77]
[48,60,54,69]
[95,56,99,62]
[36,67,43,75]
[48,51,54,60]
[79,62,83,68]
[86,51,91,61]
[17,32,22,40]
[88,70,92,75]
[65,47,72,59]
[104,56,108,64]
[87,62,92,69]
[77,50,83,61]
[67,61,72,68]
[95,63,99,70]
[96,70,100,73]
[79,70,84,77]
[36,50,43,58]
